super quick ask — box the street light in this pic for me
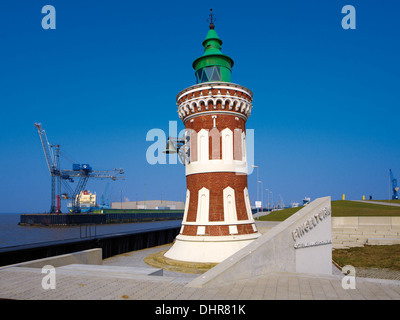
[270,191,274,210]
[252,165,259,212]
[258,181,263,211]
[265,188,269,212]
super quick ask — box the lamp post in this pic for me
[270,191,274,210]
[258,181,263,211]
[252,165,259,212]
[265,188,269,212]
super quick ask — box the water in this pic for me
[0,213,182,249]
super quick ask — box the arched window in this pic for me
[198,129,209,162]
[197,187,210,224]
[223,187,237,223]
[221,128,233,163]
[209,127,220,160]
[234,129,243,161]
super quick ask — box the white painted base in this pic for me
[164,233,261,263]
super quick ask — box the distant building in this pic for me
[111,200,185,210]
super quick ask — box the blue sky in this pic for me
[0,0,399,213]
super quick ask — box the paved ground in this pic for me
[1,242,400,300]
[0,220,399,300]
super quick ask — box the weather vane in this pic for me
[207,9,216,29]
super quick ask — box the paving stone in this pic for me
[1,243,400,300]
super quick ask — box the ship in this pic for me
[303,197,311,206]
[67,190,110,213]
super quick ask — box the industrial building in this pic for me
[111,200,185,210]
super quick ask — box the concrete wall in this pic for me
[332,216,400,228]
[332,217,400,248]
[188,196,332,288]
[0,249,102,270]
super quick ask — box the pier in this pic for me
[0,222,181,267]
[19,209,184,226]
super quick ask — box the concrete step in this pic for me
[382,232,400,237]
[333,231,400,239]
[332,230,364,236]
[352,234,377,240]
[332,227,397,233]
[57,264,163,276]
[366,238,400,245]
[340,242,365,248]
[333,234,352,240]
[333,230,400,237]
[332,227,359,232]
[332,244,350,250]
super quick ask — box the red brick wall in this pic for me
[186,172,249,222]
[186,114,246,161]
[178,85,255,238]
[185,113,246,133]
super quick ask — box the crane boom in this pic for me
[34,123,56,175]
[35,123,124,213]
[390,169,399,200]
[34,123,61,213]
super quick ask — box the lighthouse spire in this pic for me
[192,9,234,84]
[208,9,215,29]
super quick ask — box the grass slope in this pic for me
[332,245,400,271]
[258,200,400,222]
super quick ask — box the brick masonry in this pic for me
[185,172,249,223]
[175,81,259,238]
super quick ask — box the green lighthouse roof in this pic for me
[192,21,234,84]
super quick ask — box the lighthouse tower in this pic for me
[164,16,261,263]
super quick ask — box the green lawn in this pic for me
[332,200,400,217]
[258,200,400,221]
[332,245,400,271]
[257,207,302,221]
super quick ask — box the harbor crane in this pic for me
[390,169,399,200]
[34,123,124,213]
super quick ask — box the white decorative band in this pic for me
[185,160,248,176]
[178,98,252,120]
[175,233,261,242]
[176,82,253,102]
[182,110,248,123]
[182,221,256,226]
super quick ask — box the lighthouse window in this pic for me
[205,67,214,80]
[210,66,221,81]
[199,69,208,83]
[196,66,221,83]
